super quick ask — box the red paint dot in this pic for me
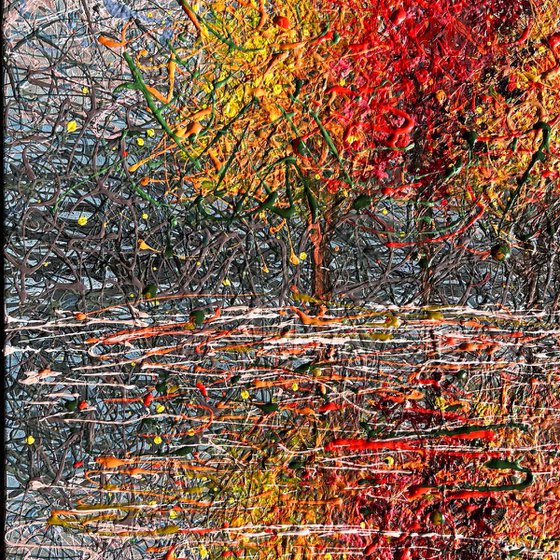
[273,15,290,29]
[389,8,406,25]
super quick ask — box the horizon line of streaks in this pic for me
[6,302,560,559]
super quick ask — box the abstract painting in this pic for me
[4,0,560,559]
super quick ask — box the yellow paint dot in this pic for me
[77,216,88,226]
[82,87,89,94]
[156,404,165,413]
[24,435,35,445]
[314,174,321,180]
[272,84,283,95]
[222,279,231,286]
[146,128,155,137]
[142,213,148,219]
[360,522,366,529]
[384,456,394,466]
[291,382,299,391]
[187,429,195,436]
[299,252,307,261]
[43,262,50,267]
[435,396,447,411]
[399,231,406,237]
[137,137,145,146]
[339,78,346,86]
[240,390,249,400]
[199,545,209,558]
[224,103,237,118]
[67,120,78,133]
[129,293,135,298]
[169,509,178,519]
[382,208,388,215]
[153,436,163,445]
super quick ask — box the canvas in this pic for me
[4,1,560,559]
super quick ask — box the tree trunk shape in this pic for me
[418,202,435,306]
[309,217,332,301]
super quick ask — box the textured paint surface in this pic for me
[4,0,560,559]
